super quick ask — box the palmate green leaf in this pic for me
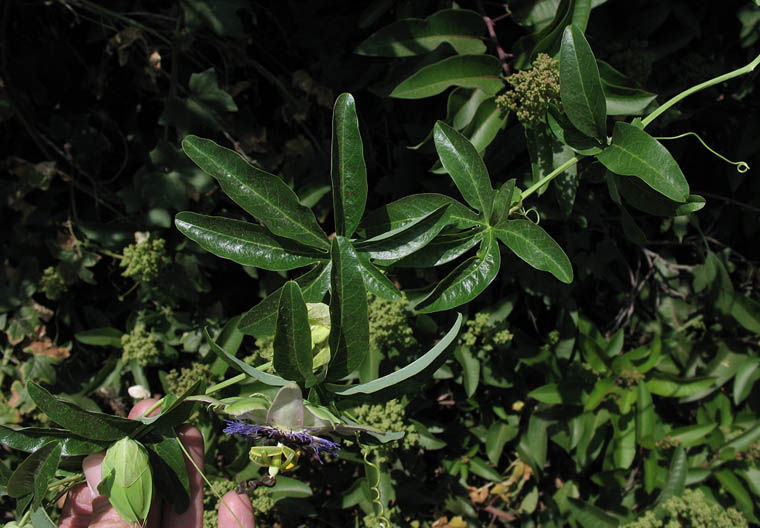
[27,383,140,441]
[146,431,190,514]
[559,25,607,141]
[485,421,519,465]
[494,219,573,283]
[613,173,704,217]
[238,262,331,336]
[74,327,124,347]
[646,374,715,398]
[205,328,289,387]
[415,231,500,313]
[434,121,495,219]
[490,179,516,226]
[734,356,760,405]
[327,237,369,381]
[355,9,486,56]
[714,469,755,518]
[636,382,655,446]
[356,253,401,300]
[390,55,504,99]
[0,426,109,456]
[273,282,315,385]
[175,212,327,270]
[331,94,368,237]
[596,122,689,202]
[654,445,687,510]
[359,193,479,237]
[7,441,61,501]
[394,228,485,268]
[182,136,329,249]
[357,204,450,263]
[567,498,619,528]
[325,313,461,400]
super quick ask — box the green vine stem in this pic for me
[511,51,760,215]
[655,132,750,173]
[641,52,760,128]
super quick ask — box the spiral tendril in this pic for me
[357,433,390,528]
[656,131,749,173]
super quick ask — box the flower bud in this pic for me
[98,437,153,523]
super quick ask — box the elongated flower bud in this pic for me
[98,437,153,523]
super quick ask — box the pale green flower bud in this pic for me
[98,437,154,523]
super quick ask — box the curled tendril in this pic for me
[356,433,389,528]
[656,131,750,173]
[522,207,541,224]
[237,475,277,494]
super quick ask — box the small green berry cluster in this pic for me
[496,53,560,128]
[459,312,513,353]
[621,488,747,528]
[120,238,171,283]
[164,362,214,395]
[40,266,67,300]
[655,435,682,450]
[121,324,163,366]
[367,293,416,353]
[352,399,419,451]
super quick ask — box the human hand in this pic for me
[57,399,255,528]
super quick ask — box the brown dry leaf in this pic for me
[468,484,490,504]
[31,302,54,322]
[431,517,449,528]
[447,516,467,528]
[26,337,70,360]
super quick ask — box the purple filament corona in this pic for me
[223,420,341,463]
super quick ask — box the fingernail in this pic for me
[83,452,106,497]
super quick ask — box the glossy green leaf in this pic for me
[7,441,61,500]
[182,135,329,249]
[410,419,447,450]
[613,173,704,216]
[331,93,368,237]
[734,356,760,405]
[455,346,479,397]
[434,120,495,218]
[654,445,687,510]
[596,122,689,202]
[326,313,461,399]
[598,61,657,115]
[512,0,574,69]
[270,475,313,502]
[720,424,760,455]
[357,204,450,262]
[146,431,190,514]
[390,55,504,99]
[583,378,617,411]
[486,422,519,465]
[547,105,603,155]
[567,498,619,528]
[175,212,326,270]
[273,282,315,384]
[468,456,502,481]
[613,414,636,469]
[494,219,573,283]
[559,25,607,140]
[238,263,331,336]
[27,383,140,441]
[714,469,754,515]
[393,228,484,268]
[74,328,124,347]
[415,231,500,313]
[355,9,486,56]
[360,193,479,238]
[327,237,369,381]
[490,179,516,226]
[646,374,715,398]
[636,382,655,445]
[356,253,401,300]
[668,423,717,447]
[518,414,550,473]
[458,97,508,154]
[0,426,109,456]
[529,382,582,405]
[205,328,289,386]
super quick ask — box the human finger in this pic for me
[127,398,161,419]
[162,424,204,528]
[82,453,133,528]
[57,483,93,528]
[218,490,255,528]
